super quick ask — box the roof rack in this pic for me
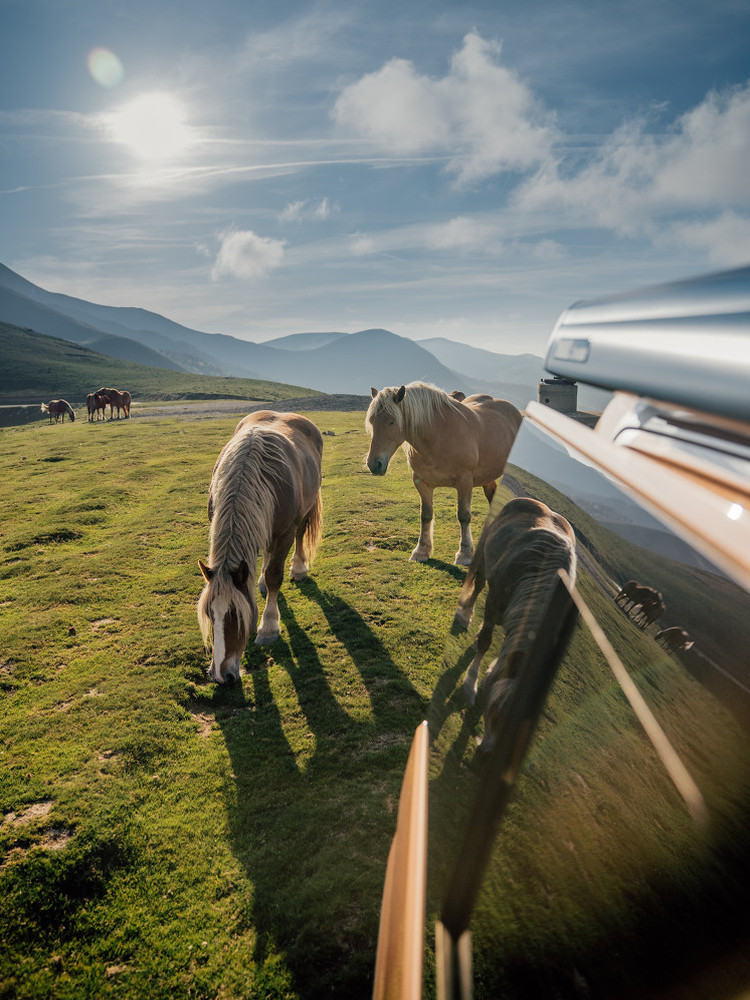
[544,265,750,423]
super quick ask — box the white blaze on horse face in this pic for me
[209,593,243,683]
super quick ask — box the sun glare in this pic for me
[104,92,194,161]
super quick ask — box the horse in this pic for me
[656,626,693,652]
[41,399,75,424]
[87,393,97,422]
[453,497,577,752]
[366,382,522,565]
[197,411,323,685]
[96,387,131,419]
[615,581,664,627]
[94,393,109,421]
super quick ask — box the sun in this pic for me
[104,92,194,161]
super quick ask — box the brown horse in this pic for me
[453,497,577,751]
[96,387,131,419]
[655,626,693,652]
[41,399,75,423]
[366,382,522,565]
[197,411,323,684]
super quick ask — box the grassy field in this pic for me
[3,411,750,999]
[0,410,470,999]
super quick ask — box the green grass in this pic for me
[0,322,321,411]
[0,412,466,999]
[3,413,750,999]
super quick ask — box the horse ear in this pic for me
[232,561,250,589]
[395,385,406,404]
[370,387,378,398]
[198,559,213,582]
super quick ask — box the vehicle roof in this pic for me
[544,265,750,424]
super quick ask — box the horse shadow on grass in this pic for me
[204,577,427,998]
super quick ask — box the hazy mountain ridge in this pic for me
[0,262,560,408]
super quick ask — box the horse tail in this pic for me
[304,490,323,566]
[41,402,49,412]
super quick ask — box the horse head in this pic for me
[197,559,256,684]
[365,385,406,475]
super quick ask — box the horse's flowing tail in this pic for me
[304,491,323,565]
[40,402,49,413]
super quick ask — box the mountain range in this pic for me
[0,262,608,410]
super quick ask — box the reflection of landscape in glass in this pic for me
[429,421,750,999]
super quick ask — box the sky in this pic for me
[2,0,750,356]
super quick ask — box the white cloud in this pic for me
[517,83,750,234]
[425,216,502,253]
[211,228,286,280]
[669,212,750,267]
[349,233,376,256]
[280,196,335,222]
[332,32,557,184]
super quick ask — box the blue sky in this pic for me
[2,0,749,355]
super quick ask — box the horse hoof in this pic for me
[454,551,473,567]
[409,549,430,563]
[255,630,279,645]
[289,570,308,582]
[452,609,470,632]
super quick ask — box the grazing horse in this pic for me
[96,387,131,419]
[41,399,75,424]
[197,411,323,684]
[366,382,522,565]
[453,497,577,751]
[656,626,693,652]
[615,581,664,628]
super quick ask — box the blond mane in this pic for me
[196,425,292,646]
[367,381,465,451]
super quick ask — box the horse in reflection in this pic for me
[366,382,521,565]
[197,411,323,685]
[453,497,577,752]
[41,399,75,423]
[656,626,693,652]
[615,580,664,628]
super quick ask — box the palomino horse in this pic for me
[41,399,75,423]
[96,387,131,419]
[197,411,323,684]
[86,392,109,422]
[453,497,577,752]
[366,382,522,565]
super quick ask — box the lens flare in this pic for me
[87,48,124,88]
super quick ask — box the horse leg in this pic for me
[290,519,310,581]
[462,611,497,706]
[409,478,434,562]
[453,547,487,631]
[256,533,293,644]
[483,480,497,504]
[454,475,474,566]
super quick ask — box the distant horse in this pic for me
[94,393,109,421]
[366,382,522,565]
[615,581,664,628]
[96,387,131,419]
[41,399,75,424]
[656,626,693,652]
[453,497,577,752]
[197,411,323,684]
[87,393,97,422]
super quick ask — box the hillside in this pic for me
[0,322,321,411]
[0,263,545,405]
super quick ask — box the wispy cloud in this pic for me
[280,196,336,222]
[211,228,286,280]
[332,32,557,185]
[516,83,750,234]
